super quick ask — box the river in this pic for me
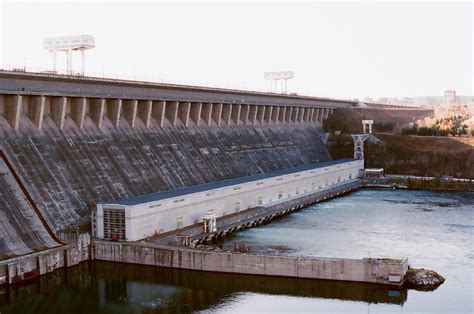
[0,189,472,313]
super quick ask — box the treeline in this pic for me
[401,123,469,137]
[373,122,394,132]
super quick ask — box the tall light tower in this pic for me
[351,120,373,160]
[43,35,95,74]
[264,71,294,94]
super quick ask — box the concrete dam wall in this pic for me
[1,120,330,234]
[0,71,340,261]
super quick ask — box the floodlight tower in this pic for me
[351,120,373,160]
[264,71,294,94]
[43,35,95,74]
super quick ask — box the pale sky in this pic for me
[1,1,472,99]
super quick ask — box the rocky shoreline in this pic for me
[405,268,445,291]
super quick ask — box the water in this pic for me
[1,189,472,313]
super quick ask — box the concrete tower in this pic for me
[44,35,95,75]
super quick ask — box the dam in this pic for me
[0,69,428,287]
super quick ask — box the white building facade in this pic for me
[93,159,363,241]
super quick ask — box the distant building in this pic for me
[364,168,384,178]
[444,90,457,104]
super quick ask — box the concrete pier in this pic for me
[70,97,87,129]
[222,104,232,126]
[231,104,241,125]
[106,98,122,128]
[89,98,105,128]
[122,99,138,128]
[165,101,179,127]
[248,105,257,125]
[152,100,166,127]
[5,95,22,130]
[190,102,202,126]
[178,101,191,127]
[201,103,212,126]
[30,95,45,129]
[240,104,249,125]
[51,96,67,129]
[91,241,408,287]
[212,103,223,126]
[137,100,152,128]
[285,107,292,123]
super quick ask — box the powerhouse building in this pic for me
[93,158,363,241]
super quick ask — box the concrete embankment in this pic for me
[91,240,408,287]
[0,234,90,285]
[362,176,474,192]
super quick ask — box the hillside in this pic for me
[328,133,474,178]
[324,108,433,133]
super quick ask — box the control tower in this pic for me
[43,35,95,75]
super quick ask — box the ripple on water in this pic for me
[223,190,473,312]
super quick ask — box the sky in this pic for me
[1,1,472,99]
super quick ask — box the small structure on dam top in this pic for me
[43,35,95,74]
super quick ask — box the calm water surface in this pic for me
[1,189,472,313]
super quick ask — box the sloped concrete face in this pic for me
[0,152,60,259]
[0,123,331,232]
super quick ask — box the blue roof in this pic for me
[103,158,356,206]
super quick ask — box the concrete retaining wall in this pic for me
[0,234,90,285]
[92,240,407,287]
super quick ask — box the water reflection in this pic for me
[0,261,407,313]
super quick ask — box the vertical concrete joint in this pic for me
[5,95,22,130]
[272,106,280,123]
[256,105,265,124]
[90,98,105,129]
[240,104,249,125]
[137,100,152,128]
[165,101,179,127]
[248,105,258,125]
[123,99,138,128]
[201,103,212,126]
[222,104,232,126]
[71,97,87,129]
[51,96,67,130]
[178,102,191,127]
[33,96,46,129]
[152,101,166,128]
[265,105,274,124]
[231,104,241,125]
[211,103,223,126]
[107,99,122,128]
[189,102,202,127]
[278,107,286,123]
